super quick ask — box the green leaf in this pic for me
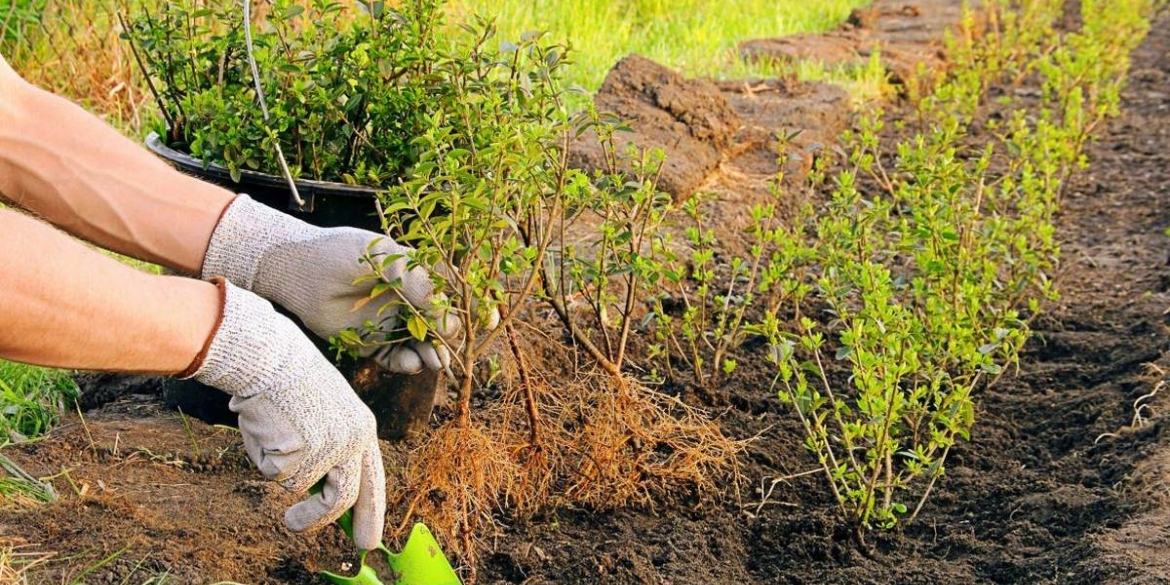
[407,314,428,341]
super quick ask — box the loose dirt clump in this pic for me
[568,54,853,208]
[705,78,851,235]
[568,54,741,199]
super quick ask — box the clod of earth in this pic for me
[568,54,741,200]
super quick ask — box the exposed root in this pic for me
[559,372,745,510]
[1090,362,1165,439]
[391,420,518,580]
[1095,364,1166,444]
[388,370,745,579]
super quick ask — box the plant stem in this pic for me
[504,320,541,446]
[242,0,304,209]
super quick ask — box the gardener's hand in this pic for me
[185,279,386,548]
[200,195,456,374]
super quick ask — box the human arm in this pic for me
[0,207,219,372]
[0,209,386,548]
[0,53,234,275]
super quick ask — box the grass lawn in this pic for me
[445,0,873,92]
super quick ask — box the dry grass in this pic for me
[0,540,53,585]
[2,0,152,135]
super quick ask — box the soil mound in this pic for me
[568,55,741,199]
[568,56,852,206]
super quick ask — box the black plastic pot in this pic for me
[145,132,386,227]
[146,132,439,441]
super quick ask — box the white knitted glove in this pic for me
[184,279,386,549]
[200,195,455,374]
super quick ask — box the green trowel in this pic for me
[313,485,461,585]
[321,517,461,585]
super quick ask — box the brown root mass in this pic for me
[389,369,744,580]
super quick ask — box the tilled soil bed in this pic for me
[3,6,1170,585]
[475,9,1170,580]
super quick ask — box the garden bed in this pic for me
[2,2,1169,584]
[474,13,1170,581]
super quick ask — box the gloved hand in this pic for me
[200,194,455,374]
[182,278,386,549]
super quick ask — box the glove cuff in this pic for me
[200,194,314,289]
[183,278,296,398]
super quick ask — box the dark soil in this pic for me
[3,4,1170,585]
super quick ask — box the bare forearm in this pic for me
[0,209,219,374]
[0,60,235,274]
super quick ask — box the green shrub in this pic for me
[321,13,742,570]
[753,0,1154,538]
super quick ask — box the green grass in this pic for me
[0,360,77,443]
[446,0,873,92]
[0,0,46,44]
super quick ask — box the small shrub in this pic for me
[313,8,743,576]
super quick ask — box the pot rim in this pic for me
[145,131,384,199]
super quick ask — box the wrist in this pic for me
[200,194,315,290]
[177,277,229,378]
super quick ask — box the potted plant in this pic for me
[123,0,452,438]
